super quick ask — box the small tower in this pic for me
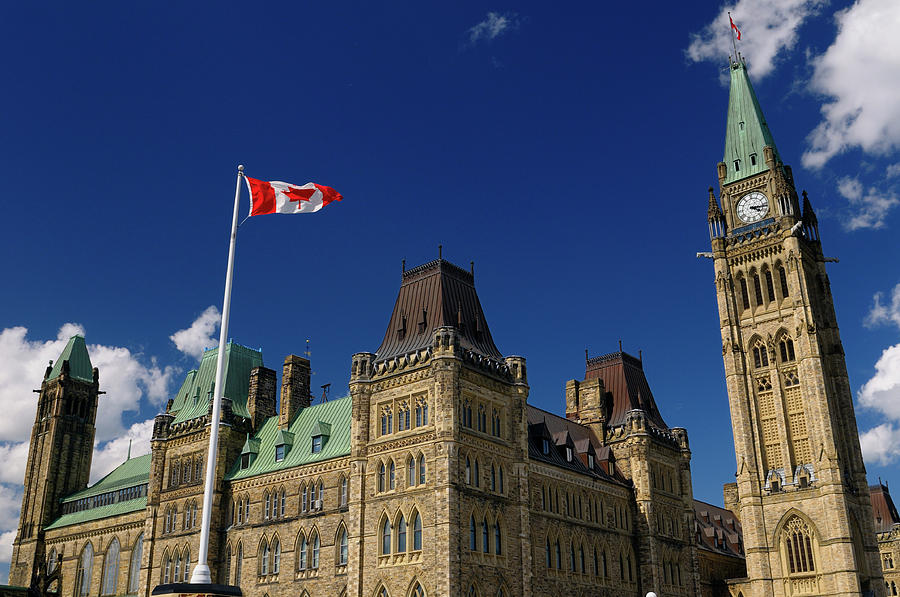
[708,57,883,596]
[10,336,100,588]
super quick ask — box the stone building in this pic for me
[872,483,900,597]
[9,257,745,597]
[705,55,884,597]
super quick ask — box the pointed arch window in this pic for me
[412,583,425,597]
[784,516,816,574]
[469,516,477,551]
[408,456,416,487]
[272,537,281,574]
[173,550,181,584]
[739,277,750,311]
[378,462,386,493]
[260,539,270,575]
[546,538,552,567]
[465,457,471,484]
[418,454,426,485]
[397,513,407,552]
[474,460,480,487]
[264,491,270,519]
[490,465,496,491]
[162,550,171,585]
[481,516,489,552]
[498,467,504,494]
[339,475,348,507]
[780,338,796,362]
[779,265,790,298]
[389,461,396,490]
[101,538,119,595]
[753,272,763,307]
[494,520,502,555]
[413,511,422,551]
[765,269,776,303]
[298,533,308,571]
[310,531,320,569]
[555,540,561,570]
[223,544,231,585]
[181,547,190,582]
[381,517,392,555]
[235,543,242,586]
[338,527,348,565]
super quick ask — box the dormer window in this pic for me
[588,454,595,469]
[241,453,251,469]
[750,153,758,166]
[566,447,573,462]
[541,439,550,455]
[310,421,330,454]
[273,430,294,463]
[734,160,741,172]
[240,437,260,469]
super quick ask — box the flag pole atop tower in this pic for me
[190,164,245,585]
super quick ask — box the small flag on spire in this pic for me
[729,15,742,41]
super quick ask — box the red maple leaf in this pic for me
[283,186,315,204]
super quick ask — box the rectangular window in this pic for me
[750,153,757,166]
[312,436,322,453]
[275,445,285,462]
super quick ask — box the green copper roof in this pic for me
[61,454,151,503]
[45,496,146,530]
[226,395,352,481]
[274,429,295,446]
[169,342,263,424]
[723,59,781,184]
[46,335,93,382]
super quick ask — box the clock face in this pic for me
[736,191,769,223]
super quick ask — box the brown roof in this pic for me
[373,259,502,362]
[585,351,668,429]
[693,499,743,558]
[525,405,627,484]
[870,482,900,533]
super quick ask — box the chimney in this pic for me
[247,366,277,431]
[281,355,311,428]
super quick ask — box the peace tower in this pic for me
[707,57,883,597]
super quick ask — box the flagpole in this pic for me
[191,164,245,584]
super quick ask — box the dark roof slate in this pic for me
[870,482,900,533]
[585,351,668,430]
[374,259,502,362]
[693,499,744,558]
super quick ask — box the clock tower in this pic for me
[707,57,883,597]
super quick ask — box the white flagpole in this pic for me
[191,164,245,584]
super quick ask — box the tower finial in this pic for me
[127,439,132,460]
[402,259,406,274]
[438,244,442,260]
[618,339,623,353]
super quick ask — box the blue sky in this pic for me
[2,0,900,582]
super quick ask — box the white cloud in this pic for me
[866,282,900,328]
[859,343,900,420]
[687,0,825,80]
[0,530,15,578]
[90,418,155,484]
[170,305,220,360]
[467,12,519,45]
[802,0,900,168]
[860,422,900,466]
[0,442,29,485]
[0,324,176,445]
[835,176,899,230]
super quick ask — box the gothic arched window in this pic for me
[784,516,816,574]
[310,531,320,569]
[753,272,764,307]
[764,269,776,303]
[418,454,426,485]
[739,277,750,311]
[407,456,416,487]
[235,543,242,586]
[412,511,422,551]
[778,264,790,298]
[381,517,392,555]
[397,514,407,552]
[127,533,142,593]
[780,338,796,362]
[298,533,307,571]
[470,516,477,551]
[101,538,119,596]
[272,537,281,574]
[76,543,93,596]
[337,526,348,565]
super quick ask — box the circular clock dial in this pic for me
[736,191,769,223]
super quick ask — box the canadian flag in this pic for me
[245,176,342,216]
